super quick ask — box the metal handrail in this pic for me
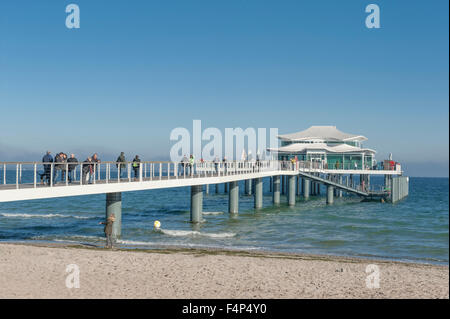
[0,159,399,192]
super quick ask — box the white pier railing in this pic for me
[0,160,288,190]
[0,159,401,193]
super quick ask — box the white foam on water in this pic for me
[1,213,90,219]
[202,211,224,215]
[31,235,104,242]
[161,229,236,238]
[117,239,157,246]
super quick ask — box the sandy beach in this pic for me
[0,242,448,299]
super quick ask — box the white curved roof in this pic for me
[278,126,367,142]
[268,142,375,154]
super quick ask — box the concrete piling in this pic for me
[254,178,263,209]
[106,192,122,238]
[326,185,334,205]
[288,175,296,206]
[228,181,239,214]
[190,185,203,223]
[245,179,252,195]
[303,179,310,199]
[272,175,280,205]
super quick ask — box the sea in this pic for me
[0,174,448,265]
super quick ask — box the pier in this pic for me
[0,159,408,239]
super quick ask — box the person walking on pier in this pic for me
[116,152,126,178]
[214,156,220,175]
[67,154,78,183]
[181,155,188,176]
[82,157,92,184]
[189,154,195,176]
[52,152,65,184]
[60,153,68,182]
[99,214,115,249]
[132,155,141,180]
[223,156,228,175]
[90,153,100,183]
[42,151,53,185]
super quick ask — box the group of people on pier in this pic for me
[40,151,141,185]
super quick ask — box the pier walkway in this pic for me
[0,159,408,235]
[0,160,401,203]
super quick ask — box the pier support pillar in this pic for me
[224,183,228,193]
[269,177,273,192]
[228,181,239,214]
[296,176,301,196]
[254,178,263,209]
[327,185,334,205]
[205,184,209,195]
[338,175,343,197]
[106,192,122,238]
[288,175,296,206]
[245,179,252,195]
[303,179,310,199]
[190,185,203,223]
[272,175,281,205]
[215,183,219,194]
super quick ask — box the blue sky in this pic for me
[0,0,448,176]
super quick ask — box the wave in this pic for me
[202,211,224,215]
[160,229,236,238]
[1,213,91,219]
[117,239,157,246]
[31,235,104,242]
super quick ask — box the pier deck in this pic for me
[0,160,401,203]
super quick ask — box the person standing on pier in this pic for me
[181,155,188,176]
[42,151,53,186]
[132,155,141,180]
[189,155,195,176]
[99,214,115,249]
[82,157,92,184]
[53,152,65,184]
[116,152,126,178]
[214,156,220,175]
[90,153,100,183]
[67,154,78,183]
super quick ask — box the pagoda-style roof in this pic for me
[278,126,368,142]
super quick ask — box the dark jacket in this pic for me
[132,158,141,169]
[102,220,114,235]
[67,157,78,171]
[116,154,126,170]
[82,159,92,173]
[42,154,53,172]
[54,153,65,170]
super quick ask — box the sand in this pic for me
[0,243,448,299]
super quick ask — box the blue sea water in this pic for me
[0,175,448,265]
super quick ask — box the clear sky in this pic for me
[0,0,448,177]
